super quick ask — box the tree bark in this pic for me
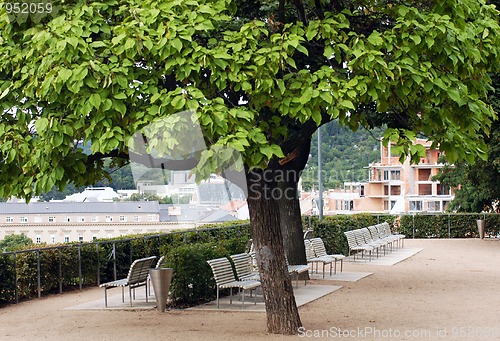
[277,171,308,267]
[277,136,312,266]
[246,167,302,335]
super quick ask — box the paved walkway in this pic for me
[64,245,416,312]
[2,238,499,341]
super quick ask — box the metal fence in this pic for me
[0,223,251,305]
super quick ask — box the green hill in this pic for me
[301,120,384,190]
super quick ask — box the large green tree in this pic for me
[1,0,499,334]
[434,68,500,212]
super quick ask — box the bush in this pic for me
[0,223,250,305]
[161,238,248,305]
[399,213,500,238]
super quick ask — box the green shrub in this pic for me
[399,213,500,238]
[161,238,247,305]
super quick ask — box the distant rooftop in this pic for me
[0,201,159,214]
[63,187,120,202]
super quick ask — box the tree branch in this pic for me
[292,0,308,25]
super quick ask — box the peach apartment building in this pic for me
[325,138,454,214]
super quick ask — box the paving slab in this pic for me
[346,247,423,265]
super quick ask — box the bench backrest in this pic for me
[230,253,254,280]
[344,231,358,248]
[126,256,157,285]
[304,239,317,261]
[310,238,328,257]
[207,257,237,287]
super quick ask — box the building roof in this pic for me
[0,201,159,214]
[63,187,120,202]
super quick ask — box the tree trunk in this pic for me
[246,167,302,335]
[277,136,312,266]
[278,176,308,266]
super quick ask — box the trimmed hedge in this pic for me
[399,213,500,238]
[307,213,500,256]
[0,223,250,306]
[2,214,499,307]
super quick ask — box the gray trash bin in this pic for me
[476,219,485,239]
[149,268,173,312]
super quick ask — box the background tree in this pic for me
[434,67,500,212]
[0,234,34,252]
[1,0,499,335]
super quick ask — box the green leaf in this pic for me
[35,118,49,133]
[115,100,126,115]
[448,89,461,104]
[367,31,383,46]
[340,100,355,110]
[171,38,182,52]
[0,87,9,100]
[89,93,101,109]
[58,68,73,83]
[276,79,285,95]
[114,93,127,100]
[296,45,308,56]
[411,35,421,45]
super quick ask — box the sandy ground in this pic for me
[1,238,500,341]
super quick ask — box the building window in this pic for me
[34,216,42,223]
[105,215,113,222]
[50,235,56,244]
[410,201,422,211]
[427,201,441,212]
[384,170,400,181]
[35,235,41,244]
[343,201,353,211]
[20,216,28,223]
[77,217,85,222]
[78,234,84,242]
[134,216,141,222]
[383,170,389,181]
[384,201,396,210]
[64,216,71,223]
[49,216,56,223]
[92,235,97,241]
[119,215,126,222]
[437,184,450,196]
[64,235,70,243]
[390,170,401,181]
[360,185,365,197]
[92,216,99,222]
[147,214,155,222]
[418,184,432,195]
[418,169,431,181]
[6,216,13,223]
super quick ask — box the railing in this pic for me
[0,223,251,305]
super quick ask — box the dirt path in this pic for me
[1,239,499,340]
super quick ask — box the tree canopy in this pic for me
[0,234,34,252]
[0,0,499,200]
